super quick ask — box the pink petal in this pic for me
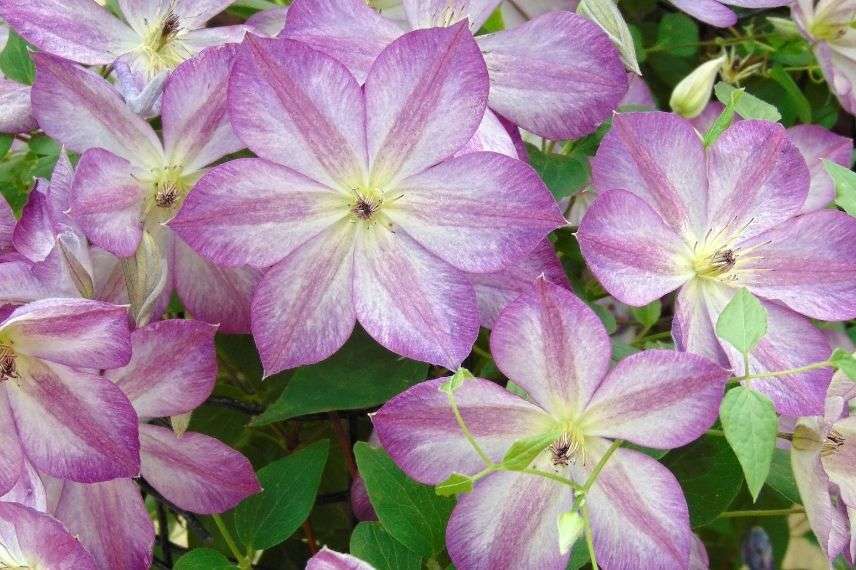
[229,35,368,189]
[673,279,730,367]
[388,152,564,273]
[456,108,519,158]
[577,189,694,306]
[172,0,234,29]
[403,0,503,31]
[0,502,96,569]
[0,196,14,251]
[6,359,140,482]
[591,112,708,239]
[669,0,737,27]
[477,12,628,140]
[247,6,288,37]
[106,319,217,419]
[140,424,260,513]
[0,390,24,496]
[177,25,248,54]
[282,0,403,83]
[365,22,488,187]
[354,228,478,369]
[12,184,54,262]
[307,547,375,570]
[489,277,611,417]
[0,0,137,64]
[170,158,345,269]
[822,417,856,508]
[252,222,357,375]
[706,120,809,241]
[0,79,35,134]
[31,54,163,166]
[584,350,728,448]
[161,45,243,173]
[787,124,853,213]
[816,43,856,116]
[0,459,46,510]
[53,478,154,570]
[373,377,552,484]
[446,470,573,570]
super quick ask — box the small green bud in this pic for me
[670,54,727,119]
[557,511,585,555]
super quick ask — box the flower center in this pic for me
[547,427,587,468]
[150,165,190,210]
[140,10,187,74]
[692,245,738,279]
[0,344,17,382]
[822,429,846,456]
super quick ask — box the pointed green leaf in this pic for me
[703,86,743,147]
[823,160,856,218]
[501,433,555,471]
[714,82,781,122]
[831,348,856,380]
[630,300,662,328]
[439,367,475,395]
[715,288,768,354]
[173,549,236,570]
[0,31,34,85]
[720,387,778,501]
[436,473,474,496]
[350,522,422,570]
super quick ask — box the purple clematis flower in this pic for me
[789,370,856,563]
[279,0,628,140]
[0,501,96,569]
[171,26,564,373]
[373,278,728,569]
[0,298,138,489]
[577,112,856,417]
[307,547,375,570]
[30,46,259,332]
[793,0,856,115]
[669,0,791,28]
[0,0,246,112]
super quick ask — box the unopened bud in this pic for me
[577,0,641,75]
[766,16,800,38]
[670,55,727,119]
[557,511,585,555]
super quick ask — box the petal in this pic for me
[822,417,856,507]
[0,0,137,64]
[2,298,131,369]
[12,184,54,262]
[162,45,243,173]
[170,158,345,269]
[0,391,23,496]
[388,152,564,273]
[456,108,519,158]
[817,43,856,116]
[787,124,853,213]
[247,6,288,37]
[0,195,14,251]
[31,54,163,165]
[669,0,737,27]
[0,258,68,305]
[173,238,258,334]
[477,12,628,140]
[0,459,46,511]
[177,25,248,54]
[364,23,488,187]
[791,444,849,559]
[172,0,233,29]
[500,0,577,27]
[69,149,144,257]
[706,120,809,241]
[468,239,570,329]
[229,35,368,189]
[446,470,573,570]
[0,79,35,134]
[735,210,856,320]
[583,350,728,448]
[403,0,502,31]
[282,0,403,83]
[621,73,656,109]
[106,319,217,419]
[373,377,552,484]
[0,502,96,569]
[307,548,375,570]
[577,189,694,306]
[489,277,611,417]
[6,359,140,482]
[591,112,708,239]
[53,478,154,570]
[252,222,357,375]
[354,228,478,369]
[140,424,260,513]
[575,445,692,569]
[672,278,729,367]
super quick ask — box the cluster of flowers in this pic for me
[0,0,852,568]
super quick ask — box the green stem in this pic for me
[706,428,725,437]
[719,507,804,518]
[446,391,495,468]
[471,344,492,361]
[520,467,581,491]
[212,514,250,569]
[582,440,622,493]
[729,360,835,384]
[582,502,599,570]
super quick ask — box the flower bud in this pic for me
[577,0,641,75]
[766,16,800,38]
[670,55,727,118]
[557,511,585,555]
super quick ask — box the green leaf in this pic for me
[526,144,590,200]
[720,387,779,501]
[478,8,504,33]
[588,302,617,334]
[350,522,422,570]
[0,135,13,160]
[501,433,555,471]
[567,540,591,570]
[714,82,781,122]
[630,300,661,329]
[252,331,428,425]
[656,12,698,58]
[715,288,768,355]
[234,440,330,550]
[766,448,801,504]
[823,160,856,218]
[703,87,743,147]
[664,434,744,527]
[768,64,811,123]
[439,367,475,395]
[436,473,474,496]
[173,549,236,570]
[831,348,856,380]
[0,31,34,85]
[354,442,454,556]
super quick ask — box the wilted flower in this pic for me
[373,278,728,569]
[578,112,856,416]
[0,501,96,569]
[669,0,791,28]
[670,54,727,118]
[172,26,564,373]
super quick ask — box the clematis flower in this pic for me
[669,0,791,28]
[0,501,96,569]
[30,46,259,332]
[577,112,856,416]
[793,0,856,115]
[0,24,35,134]
[307,547,374,570]
[0,0,246,111]
[279,0,628,140]
[0,298,138,491]
[789,370,856,562]
[171,27,564,373]
[373,278,728,569]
